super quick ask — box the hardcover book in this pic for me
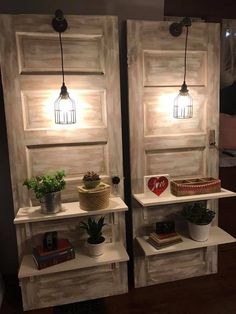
[147,237,183,250]
[33,239,73,257]
[32,239,75,269]
[147,232,183,250]
[149,232,182,244]
[33,248,75,270]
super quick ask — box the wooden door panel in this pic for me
[145,149,205,177]
[0,14,123,211]
[21,263,128,311]
[22,90,106,130]
[143,88,206,136]
[143,50,207,86]
[128,20,220,287]
[27,144,108,177]
[17,33,104,74]
[128,20,219,193]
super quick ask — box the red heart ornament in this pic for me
[147,176,169,196]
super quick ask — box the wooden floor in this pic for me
[2,243,236,314]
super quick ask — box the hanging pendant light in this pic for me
[170,17,193,119]
[52,10,76,124]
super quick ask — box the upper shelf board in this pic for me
[14,197,128,224]
[133,188,236,207]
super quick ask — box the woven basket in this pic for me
[78,183,110,211]
[171,177,221,196]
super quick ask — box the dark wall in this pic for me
[165,0,236,20]
[1,0,236,276]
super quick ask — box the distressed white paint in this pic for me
[0,14,127,310]
[128,20,221,287]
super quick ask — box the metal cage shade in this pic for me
[54,85,76,124]
[173,90,193,119]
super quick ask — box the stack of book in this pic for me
[32,238,75,270]
[147,231,183,250]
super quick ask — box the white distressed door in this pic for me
[0,14,123,211]
[127,20,220,287]
[0,14,127,309]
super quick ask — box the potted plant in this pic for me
[82,171,101,189]
[80,216,106,257]
[23,170,66,214]
[182,202,216,241]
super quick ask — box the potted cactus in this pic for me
[182,202,216,241]
[82,171,101,189]
[23,170,66,214]
[80,216,106,256]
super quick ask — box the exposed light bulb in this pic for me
[54,83,76,124]
[173,82,193,119]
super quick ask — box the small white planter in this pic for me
[188,221,211,242]
[87,238,105,257]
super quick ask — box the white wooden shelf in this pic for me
[18,242,129,279]
[133,188,236,207]
[14,197,128,224]
[136,226,236,257]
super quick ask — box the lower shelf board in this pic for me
[136,226,236,256]
[18,242,129,279]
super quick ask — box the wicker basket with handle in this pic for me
[78,183,110,211]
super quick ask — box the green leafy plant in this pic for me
[182,202,216,225]
[80,216,106,244]
[23,170,66,200]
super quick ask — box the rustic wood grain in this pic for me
[0,14,127,310]
[128,20,220,287]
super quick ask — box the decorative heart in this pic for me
[147,176,169,196]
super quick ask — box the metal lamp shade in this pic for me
[173,90,193,119]
[54,87,76,124]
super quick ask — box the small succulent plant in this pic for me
[83,171,100,182]
[82,171,101,189]
[80,216,106,244]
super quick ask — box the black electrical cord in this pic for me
[183,25,189,85]
[59,32,65,86]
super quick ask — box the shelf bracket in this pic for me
[25,223,31,239]
[145,257,150,272]
[29,276,35,283]
[111,262,120,269]
[142,208,148,222]
[112,212,119,225]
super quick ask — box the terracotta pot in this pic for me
[188,221,211,242]
[40,191,62,214]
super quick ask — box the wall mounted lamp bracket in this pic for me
[52,9,76,124]
[169,17,192,37]
[170,17,193,119]
[52,9,68,33]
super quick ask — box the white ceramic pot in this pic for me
[87,238,105,257]
[188,221,211,242]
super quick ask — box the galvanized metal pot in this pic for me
[40,191,62,214]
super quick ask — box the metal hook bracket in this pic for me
[169,17,191,37]
[52,9,68,33]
